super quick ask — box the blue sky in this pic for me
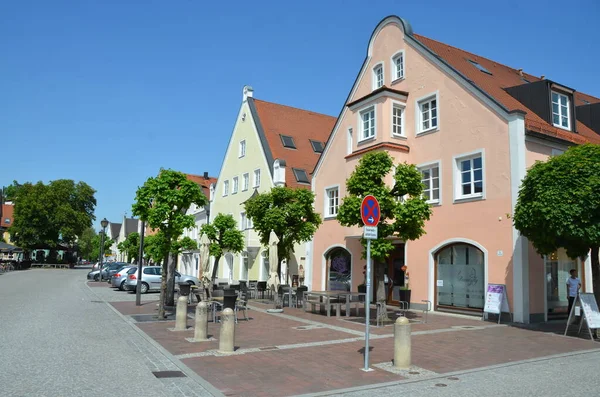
[2,0,598,230]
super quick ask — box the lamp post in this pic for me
[99,218,109,282]
[136,220,145,306]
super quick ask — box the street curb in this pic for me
[84,281,224,397]
[291,347,600,397]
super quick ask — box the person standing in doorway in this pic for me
[566,269,581,317]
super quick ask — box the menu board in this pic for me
[484,284,510,316]
[579,293,600,329]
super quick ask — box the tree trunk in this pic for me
[166,253,177,307]
[211,254,221,287]
[591,246,600,307]
[158,254,169,319]
[375,262,389,321]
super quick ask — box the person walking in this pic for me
[566,269,581,318]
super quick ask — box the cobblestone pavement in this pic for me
[0,268,219,397]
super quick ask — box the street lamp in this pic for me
[99,218,109,282]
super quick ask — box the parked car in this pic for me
[123,266,200,294]
[111,266,138,290]
[105,262,132,282]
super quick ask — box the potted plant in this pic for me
[398,267,411,307]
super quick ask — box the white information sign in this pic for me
[483,284,511,324]
[363,226,378,240]
[437,280,443,287]
[565,293,600,341]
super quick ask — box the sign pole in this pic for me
[364,238,372,371]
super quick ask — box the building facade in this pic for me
[209,86,335,284]
[309,16,600,323]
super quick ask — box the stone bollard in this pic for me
[193,301,209,341]
[218,308,235,354]
[394,316,411,369]
[174,295,188,331]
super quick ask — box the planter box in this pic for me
[399,289,411,308]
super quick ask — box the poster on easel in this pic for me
[483,283,511,324]
[564,293,600,341]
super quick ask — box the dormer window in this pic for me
[373,64,384,90]
[310,140,324,153]
[292,168,309,184]
[4,218,10,225]
[280,135,296,149]
[551,91,570,130]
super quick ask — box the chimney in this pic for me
[203,172,209,180]
[243,85,254,102]
[540,75,545,80]
[518,68,523,77]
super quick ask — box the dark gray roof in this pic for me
[109,223,121,239]
[124,218,139,236]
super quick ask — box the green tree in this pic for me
[200,213,244,285]
[513,144,600,304]
[131,169,207,318]
[2,180,22,201]
[90,233,113,263]
[78,227,96,260]
[336,152,432,320]
[117,232,140,263]
[10,179,96,250]
[244,186,321,282]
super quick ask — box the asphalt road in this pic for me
[0,268,213,397]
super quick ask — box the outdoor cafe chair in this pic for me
[294,286,308,308]
[256,281,268,299]
[234,290,249,323]
[248,280,258,299]
[211,289,225,322]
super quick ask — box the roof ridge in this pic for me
[252,98,336,120]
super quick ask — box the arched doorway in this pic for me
[435,243,485,311]
[325,247,351,291]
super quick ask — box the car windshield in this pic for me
[127,267,137,274]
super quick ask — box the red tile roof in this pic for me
[1,203,14,228]
[185,173,217,199]
[252,99,336,189]
[413,34,600,144]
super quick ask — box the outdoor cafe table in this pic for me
[305,291,367,317]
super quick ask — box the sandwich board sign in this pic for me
[564,293,600,341]
[483,284,511,324]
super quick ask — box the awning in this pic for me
[0,242,23,253]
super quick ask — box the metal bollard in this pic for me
[394,316,411,369]
[218,308,235,354]
[174,295,188,331]
[193,301,209,341]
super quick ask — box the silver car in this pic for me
[124,266,200,294]
[111,266,138,290]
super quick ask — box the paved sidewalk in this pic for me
[106,288,600,397]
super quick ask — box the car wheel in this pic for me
[93,274,99,281]
[139,282,149,294]
[119,280,126,291]
[187,281,195,285]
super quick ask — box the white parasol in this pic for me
[267,230,280,295]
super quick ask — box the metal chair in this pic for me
[235,290,249,323]
[248,280,258,299]
[257,281,268,299]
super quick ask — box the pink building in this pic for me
[308,16,600,323]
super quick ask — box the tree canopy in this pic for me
[200,213,244,282]
[336,152,432,318]
[2,181,21,201]
[117,232,140,263]
[131,169,207,317]
[10,179,96,250]
[513,143,600,301]
[90,233,113,262]
[78,227,96,260]
[244,186,321,277]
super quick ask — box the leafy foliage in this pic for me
[200,213,244,281]
[131,169,207,316]
[10,179,96,249]
[2,181,21,201]
[336,152,432,314]
[78,227,96,260]
[513,144,600,303]
[90,233,113,262]
[244,186,321,275]
[117,232,140,263]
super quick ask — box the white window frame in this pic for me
[372,62,384,90]
[391,50,405,81]
[347,127,353,155]
[239,140,246,158]
[242,173,249,191]
[246,216,253,229]
[551,148,565,157]
[453,149,485,202]
[324,185,340,218]
[222,180,229,196]
[418,161,441,205]
[415,92,440,135]
[358,105,376,142]
[253,169,261,188]
[239,251,249,281]
[390,101,405,138]
[232,176,239,194]
[240,211,247,230]
[551,91,571,130]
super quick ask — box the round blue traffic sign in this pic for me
[361,195,380,226]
